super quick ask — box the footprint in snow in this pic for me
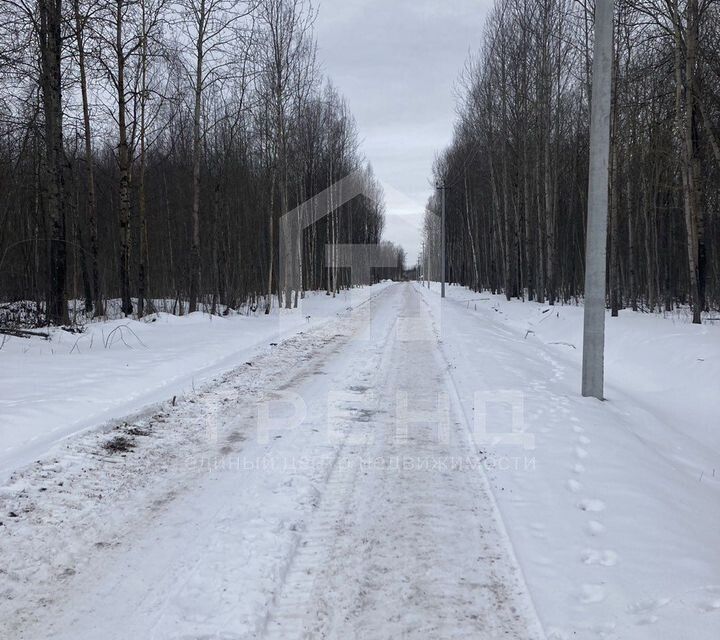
[572,463,585,474]
[585,520,606,536]
[581,548,618,566]
[577,435,591,445]
[592,620,617,636]
[572,424,584,433]
[627,597,671,613]
[578,498,606,512]
[627,597,671,625]
[575,446,589,459]
[580,583,606,604]
[566,478,582,493]
[688,585,720,613]
[698,599,720,613]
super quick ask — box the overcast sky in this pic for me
[314,0,491,265]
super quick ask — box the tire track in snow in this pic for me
[260,293,399,639]
[0,287,395,639]
[263,284,542,639]
[414,284,547,640]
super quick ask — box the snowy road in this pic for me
[4,282,717,639]
[2,283,543,639]
[261,284,542,639]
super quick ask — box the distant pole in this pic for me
[426,244,429,288]
[581,0,613,400]
[438,182,446,298]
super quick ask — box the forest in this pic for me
[424,0,720,323]
[0,0,404,327]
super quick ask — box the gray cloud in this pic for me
[315,0,492,264]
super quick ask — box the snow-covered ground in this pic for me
[415,281,720,639]
[0,284,390,482]
[1,281,718,639]
[1,283,542,639]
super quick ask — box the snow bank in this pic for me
[425,282,720,469]
[0,284,390,482]
[416,282,720,640]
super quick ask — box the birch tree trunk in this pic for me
[188,0,204,313]
[73,0,102,317]
[39,0,68,325]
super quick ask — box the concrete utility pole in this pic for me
[438,182,447,298]
[424,242,429,288]
[581,0,613,400]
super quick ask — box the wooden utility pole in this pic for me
[581,0,613,399]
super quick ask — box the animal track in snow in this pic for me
[581,548,618,566]
[546,627,570,640]
[698,599,720,613]
[585,520,606,536]
[577,435,591,445]
[579,583,606,604]
[572,463,585,474]
[689,586,720,613]
[626,598,670,624]
[572,424,584,434]
[591,621,617,636]
[627,596,670,625]
[575,446,588,459]
[578,498,605,512]
[566,479,582,493]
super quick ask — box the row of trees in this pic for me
[0,0,399,325]
[424,0,719,322]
